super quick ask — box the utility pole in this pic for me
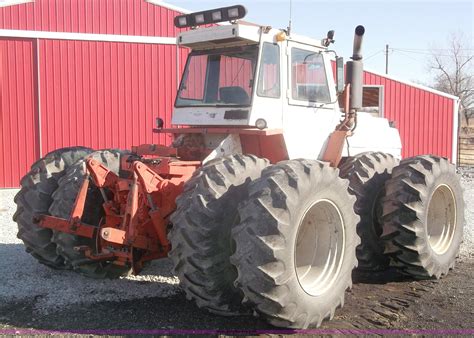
[385,44,389,74]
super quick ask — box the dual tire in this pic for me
[171,157,359,328]
[14,148,131,278]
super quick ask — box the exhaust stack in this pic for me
[346,25,365,111]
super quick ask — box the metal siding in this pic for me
[365,71,455,161]
[38,39,180,156]
[0,0,183,37]
[0,1,187,187]
[0,38,38,188]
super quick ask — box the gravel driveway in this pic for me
[0,175,472,332]
[0,189,180,315]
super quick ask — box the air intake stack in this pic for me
[346,25,365,111]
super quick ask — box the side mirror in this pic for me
[336,56,345,93]
[156,117,164,129]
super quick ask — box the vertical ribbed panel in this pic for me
[364,70,454,160]
[0,0,188,187]
[0,38,38,188]
[0,0,183,37]
[39,39,182,154]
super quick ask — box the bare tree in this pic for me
[429,33,474,125]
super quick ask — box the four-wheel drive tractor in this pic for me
[14,5,464,329]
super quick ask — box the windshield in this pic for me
[176,45,258,107]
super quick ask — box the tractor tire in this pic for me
[169,154,269,315]
[13,147,93,268]
[231,160,360,329]
[339,152,399,271]
[49,149,132,279]
[381,155,464,279]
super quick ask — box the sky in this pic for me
[163,0,473,85]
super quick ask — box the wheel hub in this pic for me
[295,199,345,296]
[427,184,457,255]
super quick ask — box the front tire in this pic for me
[231,160,359,328]
[169,154,269,315]
[381,155,464,278]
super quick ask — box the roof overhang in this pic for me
[177,24,260,49]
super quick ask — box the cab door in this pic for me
[282,41,341,160]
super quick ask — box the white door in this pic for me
[283,41,341,160]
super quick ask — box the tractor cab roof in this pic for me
[177,23,327,51]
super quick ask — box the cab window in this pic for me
[257,43,281,98]
[291,48,330,103]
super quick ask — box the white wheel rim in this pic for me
[295,199,345,296]
[427,184,457,255]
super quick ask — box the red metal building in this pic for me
[362,70,458,164]
[0,0,459,188]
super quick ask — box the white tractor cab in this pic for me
[169,4,401,164]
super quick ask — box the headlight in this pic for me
[173,5,247,28]
[227,7,240,19]
[175,15,188,28]
[194,13,205,25]
[211,11,222,22]
[256,119,267,130]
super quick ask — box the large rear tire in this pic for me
[339,152,398,271]
[231,160,359,328]
[49,149,132,279]
[381,155,464,278]
[13,147,93,268]
[169,154,269,315]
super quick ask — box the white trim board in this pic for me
[144,0,190,14]
[452,99,460,165]
[0,29,177,44]
[365,68,459,101]
[0,0,33,8]
[0,0,189,13]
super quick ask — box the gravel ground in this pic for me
[0,189,179,315]
[0,174,472,330]
[460,174,474,258]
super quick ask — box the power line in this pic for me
[391,48,473,57]
[391,47,474,51]
[364,50,384,61]
[392,49,425,63]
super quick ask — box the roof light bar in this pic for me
[174,5,247,28]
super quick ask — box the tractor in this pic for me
[13,5,464,329]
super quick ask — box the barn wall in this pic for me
[364,70,455,161]
[0,0,189,188]
[0,38,38,188]
[38,39,188,155]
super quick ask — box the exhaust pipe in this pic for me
[346,25,365,110]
